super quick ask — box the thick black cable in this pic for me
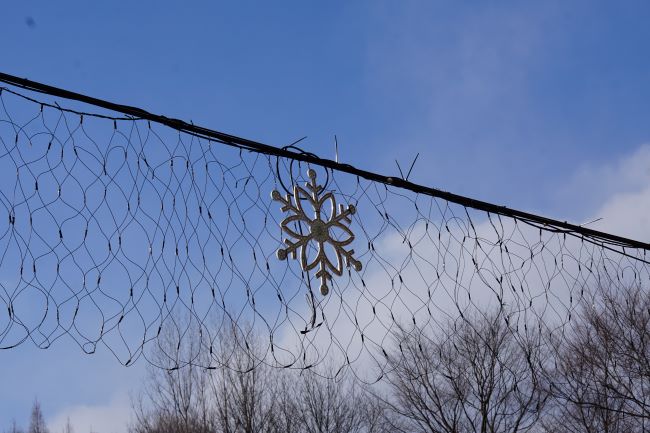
[0,71,648,251]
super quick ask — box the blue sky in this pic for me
[2,1,650,431]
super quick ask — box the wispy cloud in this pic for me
[48,393,131,433]
[558,143,650,222]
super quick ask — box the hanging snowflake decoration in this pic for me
[271,169,362,295]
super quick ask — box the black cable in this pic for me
[0,71,647,252]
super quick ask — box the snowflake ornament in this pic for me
[272,169,362,295]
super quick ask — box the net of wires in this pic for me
[0,83,648,388]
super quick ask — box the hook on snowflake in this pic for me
[272,169,362,295]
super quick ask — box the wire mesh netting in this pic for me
[0,79,648,383]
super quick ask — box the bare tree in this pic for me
[360,390,399,433]
[209,324,278,433]
[131,318,280,433]
[382,310,547,433]
[131,317,214,433]
[130,315,388,433]
[5,419,23,433]
[545,283,650,432]
[291,368,390,433]
[267,371,302,433]
[28,400,49,433]
[62,418,73,433]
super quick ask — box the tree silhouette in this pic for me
[382,310,547,433]
[545,283,650,432]
[28,400,48,433]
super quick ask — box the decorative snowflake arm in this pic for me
[271,169,362,295]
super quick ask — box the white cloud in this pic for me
[548,142,650,242]
[48,393,131,433]
[560,143,650,221]
[591,186,650,241]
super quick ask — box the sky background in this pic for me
[2,1,650,432]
